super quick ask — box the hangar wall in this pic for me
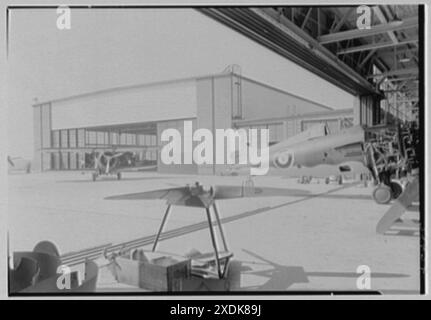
[50,80,198,130]
[195,75,234,175]
[33,103,52,172]
[240,78,332,121]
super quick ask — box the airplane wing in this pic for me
[116,165,157,172]
[105,185,310,204]
[105,187,189,204]
[376,177,419,234]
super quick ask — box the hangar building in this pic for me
[32,70,353,174]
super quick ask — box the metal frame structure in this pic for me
[151,201,232,279]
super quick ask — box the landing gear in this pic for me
[372,180,404,204]
[372,184,392,204]
[389,180,403,199]
[92,172,98,181]
[299,176,312,184]
[117,172,122,180]
[324,176,342,185]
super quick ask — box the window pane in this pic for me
[69,152,77,169]
[52,152,60,169]
[87,131,97,145]
[52,131,60,148]
[69,129,77,148]
[61,152,69,169]
[97,132,105,145]
[120,134,127,145]
[60,130,68,148]
[77,129,85,147]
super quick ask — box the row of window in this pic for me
[51,129,157,148]
[52,129,86,148]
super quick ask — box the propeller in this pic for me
[105,182,310,208]
[97,151,127,174]
[376,177,419,234]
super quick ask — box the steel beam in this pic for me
[386,75,418,81]
[368,67,418,79]
[373,6,398,44]
[199,7,379,95]
[358,49,377,69]
[250,8,377,94]
[301,8,312,29]
[337,38,418,55]
[378,46,418,55]
[318,17,418,44]
[331,7,355,33]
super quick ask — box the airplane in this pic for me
[7,156,31,174]
[231,122,419,205]
[91,149,137,181]
[105,182,310,279]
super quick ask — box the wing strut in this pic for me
[212,202,229,252]
[152,204,172,252]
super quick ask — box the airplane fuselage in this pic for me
[269,125,365,170]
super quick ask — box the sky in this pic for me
[7,8,356,159]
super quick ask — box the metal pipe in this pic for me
[205,208,222,278]
[212,202,229,252]
[152,204,171,252]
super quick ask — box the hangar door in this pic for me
[301,119,340,134]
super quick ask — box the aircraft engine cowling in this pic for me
[273,151,295,169]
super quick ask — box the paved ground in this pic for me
[7,171,420,294]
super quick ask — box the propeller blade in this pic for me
[111,152,126,159]
[376,177,419,234]
[212,185,310,200]
[105,187,188,202]
[8,156,15,167]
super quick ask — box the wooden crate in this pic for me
[116,251,191,292]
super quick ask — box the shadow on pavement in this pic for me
[237,249,410,291]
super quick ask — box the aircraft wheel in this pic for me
[337,175,343,185]
[92,173,97,181]
[390,180,403,199]
[372,184,392,204]
[117,172,122,180]
[325,177,330,184]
